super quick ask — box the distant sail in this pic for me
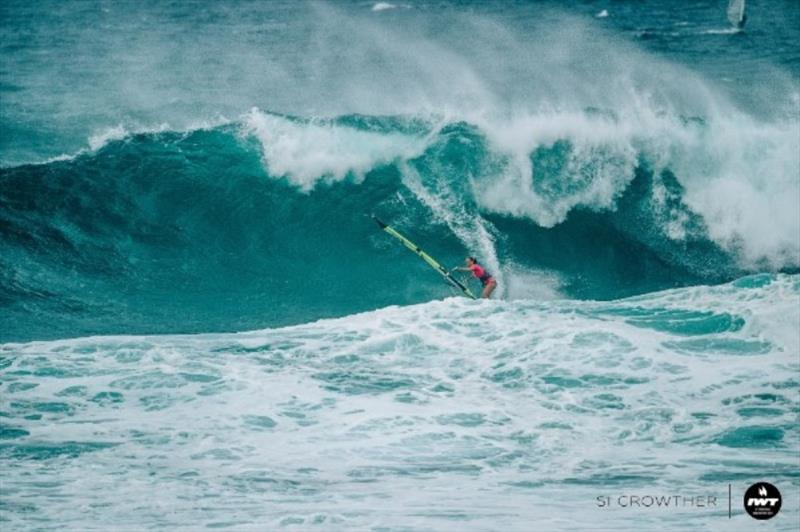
[727,0,747,28]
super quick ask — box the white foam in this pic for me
[661,111,800,268]
[467,100,799,269]
[88,124,131,151]
[472,110,640,227]
[40,152,83,164]
[502,264,563,300]
[701,27,742,35]
[371,2,397,12]
[243,108,432,191]
[87,122,175,152]
[86,117,232,153]
[2,275,798,529]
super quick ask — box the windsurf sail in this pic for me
[727,0,746,28]
[373,216,477,300]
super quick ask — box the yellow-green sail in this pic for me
[373,217,477,300]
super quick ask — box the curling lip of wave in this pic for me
[238,107,800,271]
[7,105,798,273]
[2,118,235,170]
[241,108,435,190]
[8,102,797,273]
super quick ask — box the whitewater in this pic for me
[1,0,799,530]
[2,275,799,530]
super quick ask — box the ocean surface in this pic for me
[1,0,799,530]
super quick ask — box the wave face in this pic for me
[1,107,798,341]
[2,275,798,529]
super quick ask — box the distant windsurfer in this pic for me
[727,0,747,29]
[453,257,497,299]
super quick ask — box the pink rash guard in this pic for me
[470,264,493,285]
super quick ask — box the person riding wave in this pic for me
[453,257,497,299]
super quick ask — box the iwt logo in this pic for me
[743,482,782,520]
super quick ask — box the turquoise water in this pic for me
[1,0,799,530]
